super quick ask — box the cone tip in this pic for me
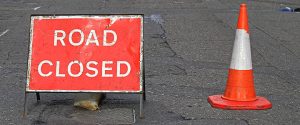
[237,3,249,33]
[240,3,247,7]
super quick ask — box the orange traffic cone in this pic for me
[207,4,272,110]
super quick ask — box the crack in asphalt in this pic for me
[146,14,187,76]
[158,23,179,58]
[250,22,300,59]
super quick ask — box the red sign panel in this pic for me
[27,15,143,92]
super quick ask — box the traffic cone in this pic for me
[207,4,272,110]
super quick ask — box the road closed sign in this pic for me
[27,15,143,92]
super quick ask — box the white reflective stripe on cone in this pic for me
[230,29,252,70]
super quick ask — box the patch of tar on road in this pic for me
[28,98,135,125]
[30,99,74,125]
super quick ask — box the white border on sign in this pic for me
[26,16,35,92]
[26,15,144,93]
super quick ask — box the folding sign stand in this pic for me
[24,14,145,119]
[23,72,146,118]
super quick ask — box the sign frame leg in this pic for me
[140,55,145,118]
[36,92,40,101]
[139,93,144,119]
[23,92,28,118]
[142,58,146,101]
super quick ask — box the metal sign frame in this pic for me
[24,14,145,119]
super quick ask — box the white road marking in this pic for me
[33,6,41,10]
[144,14,164,25]
[174,1,184,4]
[0,29,9,37]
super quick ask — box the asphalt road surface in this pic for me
[0,0,300,124]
